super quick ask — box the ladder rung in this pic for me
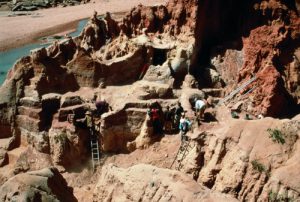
[91,138,102,170]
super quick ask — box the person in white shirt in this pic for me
[194,98,206,120]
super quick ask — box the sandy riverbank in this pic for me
[0,0,167,52]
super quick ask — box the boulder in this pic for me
[135,81,173,100]
[13,147,52,175]
[142,64,172,83]
[182,74,198,88]
[0,167,77,202]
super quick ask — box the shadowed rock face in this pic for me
[192,0,300,117]
[0,167,77,202]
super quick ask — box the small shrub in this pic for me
[267,128,285,144]
[269,190,277,202]
[54,133,68,149]
[251,160,266,173]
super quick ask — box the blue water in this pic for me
[69,19,88,37]
[0,18,88,85]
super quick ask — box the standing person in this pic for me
[194,98,206,121]
[174,102,184,130]
[151,106,163,135]
[163,106,173,133]
[84,111,95,136]
[179,114,192,141]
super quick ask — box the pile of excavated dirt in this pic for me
[0,0,300,201]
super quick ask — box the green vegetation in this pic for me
[54,132,68,148]
[251,160,266,173]
[268,190,294,202]
[267,128,285,144]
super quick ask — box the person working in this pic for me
[194,98,206,121]
[174,102,184,130]
[163,106,173,133]
[83,111,95,136]
[150,106,163,135]
[179,114,192,141]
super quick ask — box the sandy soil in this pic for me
[0,0,167,51]
[63,134,181,201]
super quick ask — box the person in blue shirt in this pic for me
[179,114,192,141]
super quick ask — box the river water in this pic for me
[0,18,88,85]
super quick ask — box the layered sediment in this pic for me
[0,0,299,201]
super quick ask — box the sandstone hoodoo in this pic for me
[0,0,300,201]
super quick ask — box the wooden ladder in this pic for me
[170,138,193,171]
[90,136,100,171]
[218,75,257,105]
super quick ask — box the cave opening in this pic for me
[152,48,167,66]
